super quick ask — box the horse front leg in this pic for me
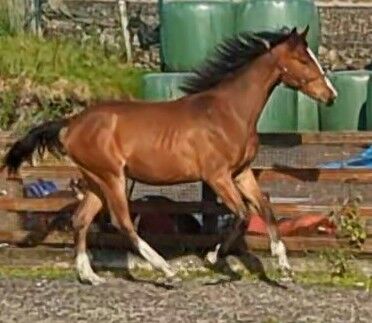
[204,172,251,265]
[235,168,292,275]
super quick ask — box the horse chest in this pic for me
[232,136,259,172]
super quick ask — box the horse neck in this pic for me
[219,53,281,131]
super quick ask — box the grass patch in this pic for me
[0,2,13,37]
[0,265,75,280]
[0,264,370,290]
[293,271,371,289]
[0,35,146,100]
[0,30,148,131]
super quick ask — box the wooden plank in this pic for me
[0,197,79,212]
[118,0,132,63]
[17,165,81,178]
[6,165,372,184]
[254,168,372,183]
[315,1,372,8]
[1,230,371,253]
[259,132,372,146]
[1,197,372,219]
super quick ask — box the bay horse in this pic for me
[3,26,337,286]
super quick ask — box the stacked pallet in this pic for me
[0,132,372,254]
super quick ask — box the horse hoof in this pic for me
[79,273,106,286]
[280,267,295,283]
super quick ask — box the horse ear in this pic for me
[286,27,299,48]
[290,27,297,35]
[300,25,310,39]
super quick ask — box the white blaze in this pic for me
[306,47,338,97]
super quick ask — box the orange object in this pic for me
[247,214,336,236]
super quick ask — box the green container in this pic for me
[142,73,191,101]
[142,74,319,132]
[367,77,372,130]
[235,0,320,54]
[258,86,319,133]
[160,0,235,72]
[319,70,372,131]
[258,85,298,133]
[297,92,319,132]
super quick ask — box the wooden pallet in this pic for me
[0,131,372,253]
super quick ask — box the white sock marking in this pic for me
[205,243,221,265]
[270,240,291,271]
[76,252,105,285]
[137,238,175,278]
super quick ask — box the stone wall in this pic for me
[319,7,372,69]
[40,0,372,70]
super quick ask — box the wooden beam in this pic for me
[7,166,372,184]
[260,132,372,146]
[17,165,81,178]
[0,197,79,212]
[117,0,132,63]
[1,198,372,219]
[254,168,372,184]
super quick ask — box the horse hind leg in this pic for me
[72,184,104,285]
[91,170,176,280]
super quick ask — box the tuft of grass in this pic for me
[0,34,148,131]
[0,265,75,280]
[0,263,370,290]
[0,35,146,99]
[0,2,13,36]
[329,195,367,249]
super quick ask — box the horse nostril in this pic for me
[326,97,335,107]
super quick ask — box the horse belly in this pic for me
[126,152,199,185]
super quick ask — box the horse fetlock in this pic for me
[79,271,106,286]
[163,265,176,279]
[205,243,221,266]
[270,240,292,272]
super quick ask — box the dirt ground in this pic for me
[0,276,371,323]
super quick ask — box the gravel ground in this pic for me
[0,277,371,323]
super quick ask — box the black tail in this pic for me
[3,119,68,174]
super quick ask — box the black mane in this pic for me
[179,29,291,94]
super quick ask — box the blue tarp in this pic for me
[320,146,372,169]
[24,179,58,198]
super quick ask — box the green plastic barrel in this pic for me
[142,73,191,101]
[367,77,372,130]
[235,0,320,54]
[297,92,319,131]
[142,74,319,132]
[319,70,372,131]
[159,0,235,72]
[258,85,298,133]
